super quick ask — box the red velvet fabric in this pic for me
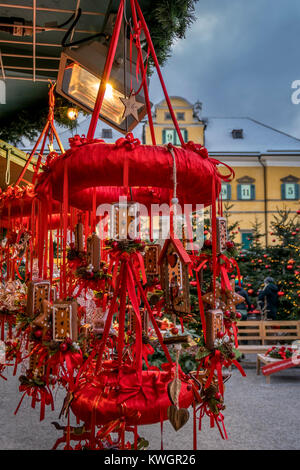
[36,142,221,208]
[0,196,60,219]
[69,186,172,211]
[71,367,193,426]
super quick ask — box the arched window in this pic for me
[237,176,255,201]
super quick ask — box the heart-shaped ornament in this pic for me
[167,378,182,406]
[167,253,178,268]
[167,405,189,431]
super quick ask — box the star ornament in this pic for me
[202,281,226,310]
[221,280,245,313]
[120,92,144,121]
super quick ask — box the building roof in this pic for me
[204,117,300,155]
[155,96,195,109]
[18,114,300,157]
[158,235,192,265]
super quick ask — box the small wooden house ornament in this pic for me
[32,300,52,339]
[26,280,51,317]
[128,307,149,336]
[74,222,84,252]
[29,342,46,379]
[205,309,224,349]
[158,236,191,315]
[52,300,78,342]
[86,233,101,271]
[112,201,140,240]
[216,217,227,254]
[80,323,92,354]
[143,244,160,276]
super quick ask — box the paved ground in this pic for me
[0,358,299,450]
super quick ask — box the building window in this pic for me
[241,231,253,250]
[165,112,172,120]
[101,128,112,139]
[162,129,188,145]
[281,182,299,200]
[176,112,185,121]
[232,129,243,139]
[237,183,255,200]
[220,183,231,200]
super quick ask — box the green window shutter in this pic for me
[175,129,188,145]
[242,232,252,250]
[281,183,286,200]
[295,184,299,200]
[237,184,242,200]
[250,184,256,200]
[162,129,166,144]
[227,184,232,200]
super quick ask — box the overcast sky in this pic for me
[148,0,300,139]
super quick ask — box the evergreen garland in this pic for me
[0,93,78,146]
[143,0,199,66]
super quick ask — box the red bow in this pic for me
[115,133,141,150]
[69,134,104,148]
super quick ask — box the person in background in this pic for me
[235,282,251,320]
[258,277,279,320]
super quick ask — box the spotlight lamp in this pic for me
[67,107,78,120]
[56,40,149,133]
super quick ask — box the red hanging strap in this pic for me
[87,0,125,140]
[134,0,184,146]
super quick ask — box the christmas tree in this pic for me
[237,218,266,307]
[236,210,300,320]
[267,208,300,319]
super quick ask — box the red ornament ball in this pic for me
[34,329,43,339]
[226,241,235,249]
[60,342,68,352]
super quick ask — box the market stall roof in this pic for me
[0,0,151,116]
[0,138,36,189]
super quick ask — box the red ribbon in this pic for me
[115,132,141,150]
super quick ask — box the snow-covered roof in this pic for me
[17,115,300,156]
[204,117,300,155]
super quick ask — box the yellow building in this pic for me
[143,97,300,248]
